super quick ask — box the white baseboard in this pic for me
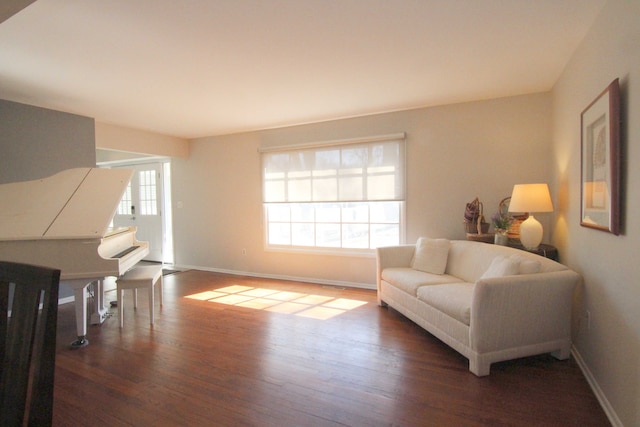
[173,264,377,291]
[571,345,622,427]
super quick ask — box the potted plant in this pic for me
[491,212,512,245]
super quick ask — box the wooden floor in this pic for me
[52,270,610,426]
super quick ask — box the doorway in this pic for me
[110,161,174,264]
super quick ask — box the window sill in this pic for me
[265,245,377,258]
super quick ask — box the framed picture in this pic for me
[580,78,621,235]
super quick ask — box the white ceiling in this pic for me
[0,0,606,139]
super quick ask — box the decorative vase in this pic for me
[494,229,508,245]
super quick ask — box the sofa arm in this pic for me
[375,245,415,297]
[376,245,415,270]
[470,269,579,353]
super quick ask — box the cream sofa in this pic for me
[376,238,579,376]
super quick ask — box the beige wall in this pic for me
[95,122,189,159]
[551,0,639,425]
[171,92,552,287]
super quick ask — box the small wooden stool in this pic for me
[116,265,163,328]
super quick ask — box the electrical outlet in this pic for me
[241,248,247,255]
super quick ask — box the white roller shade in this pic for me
[262,134,406,203]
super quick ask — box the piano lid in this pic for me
[0,167,133,240]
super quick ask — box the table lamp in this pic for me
[508,183,554,250]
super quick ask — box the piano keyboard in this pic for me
[113,245,140,259]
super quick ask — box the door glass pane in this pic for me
[139,170,158,215]
[117,183,132,215]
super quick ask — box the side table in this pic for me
[508,243,558,261]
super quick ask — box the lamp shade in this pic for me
[508,183,553,250]
[508,183,553,213]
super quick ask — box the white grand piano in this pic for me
[0,167,149,348]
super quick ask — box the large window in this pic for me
[262,134,405,252]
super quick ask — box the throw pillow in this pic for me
[411,238,450,275]
[480,255,520,279]
[510,254,542,275]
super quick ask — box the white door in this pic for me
[112,163,164,262]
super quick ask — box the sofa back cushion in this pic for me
[445,240,566,283]
[480,255,521,279]
[510,254,542,274]
[411,237,450,274]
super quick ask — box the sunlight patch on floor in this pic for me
[185,285,367,319]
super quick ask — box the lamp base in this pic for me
[519,214,543,250]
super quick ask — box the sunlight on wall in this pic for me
[553,137,572,247]
[185,285,367,320]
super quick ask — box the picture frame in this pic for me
[580,78,621,235]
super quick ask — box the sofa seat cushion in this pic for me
[381,268,461,296]
[417,282,474,325]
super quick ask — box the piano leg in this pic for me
[64,278,110,348]
[90,279,109,326]
[67,280,91,348]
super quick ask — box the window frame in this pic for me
[261,133,406,255]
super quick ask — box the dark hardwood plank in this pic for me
[52,270,609,426]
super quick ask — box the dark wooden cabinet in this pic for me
[508,243,558,261]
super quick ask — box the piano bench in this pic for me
[116,265,163,328]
